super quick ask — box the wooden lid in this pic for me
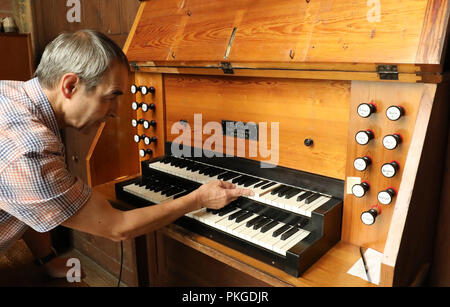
[125,0,449,77]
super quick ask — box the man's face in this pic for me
[65,62,129,134]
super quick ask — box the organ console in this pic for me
[87,0,450,286]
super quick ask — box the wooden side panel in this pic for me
[87,71,140,187]
[416,0,450,65]
[0,34,34,81]
[31,0,140,60]
[133,72,166,161]
[386,82,448,286]
[429,122,450,286]
[164,75,350,180]
[125,0,450,67]
[152,231,271,287]
[342,81,427,252]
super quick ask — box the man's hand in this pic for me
[192,180,254,210]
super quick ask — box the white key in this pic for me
[272,228,303,254]
[260,223,289,249]
[230,214,257,235]
[190,208,210,220]
[214,208,241,230]
[296,196,328,217]
[214,210,248,230]
[186,208,207,218]
[252,183,282,199]
[279,230,311,255]
[302,197,330,216]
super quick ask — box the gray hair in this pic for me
[35,29,129,91]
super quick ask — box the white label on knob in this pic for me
[357,104,372,118]
[386,106,401,121]
[131,102,138,110]
[381,164,396,178]
[352,184,366,198]
[383,135,397,150]
[354,158,368,171]
[131,85,137,94]
[347,177,361,194]
[141,86,148,95]
[355,131,370,145]
[134,135,140,143]
[131,119,138,127]
[144,137,150,145]
[361,212,375,225]
[378,191,392,205]
[143,121,150,129]
[139,149,146,157]
[141,103,148,112]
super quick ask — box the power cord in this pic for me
[117,240,123,287]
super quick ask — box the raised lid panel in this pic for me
[126,0,448,67]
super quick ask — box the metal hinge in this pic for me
[221,62,234,74]
[130,62,139,71]
[377,65,398,80]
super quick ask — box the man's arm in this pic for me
[62,180,253,241]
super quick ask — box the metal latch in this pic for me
[221,62,234,74]
[130,62,139,71]
[377,65,398,80]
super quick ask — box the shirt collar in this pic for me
[22,77,62,141]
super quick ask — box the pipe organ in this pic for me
[89,0,450,286]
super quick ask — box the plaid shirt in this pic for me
[0,78,91,252]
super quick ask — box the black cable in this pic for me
[117,240,123,287]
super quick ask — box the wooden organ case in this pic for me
[89,0,450,286]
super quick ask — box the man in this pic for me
[0,30,253,279]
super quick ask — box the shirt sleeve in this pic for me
[0,147,91,233]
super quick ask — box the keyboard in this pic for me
[115,155,343,276]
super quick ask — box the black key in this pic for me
[260,181,277,190]
[297,191,313,202]
[153,183,171,192]
[228,209,247,221]
[199,167,214,175]
[236,176,251,185]
[246,215,265,228]
[166,188,184,197]
[217,171,232,179]
[243,178,262,187]
[261,220,279,233]
[173,191,190,199]
[253,180,269,188]
[272,224,291,237]
[208,169,226,177]
[264,208,282,220]
[232,175,247,184]
[280,227,299,240]
[235,211,254,223]
[218,205,237,216]
[285,188,302,199]
[271,185,287,195]
[253,217,270,230]
[160,186,176,195]
[305,193,321,204]
[297,217,309,228]
[207,208,220,214]
[277,186,293,197]
[236,199,254,210]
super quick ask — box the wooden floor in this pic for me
[0,239,128,287]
